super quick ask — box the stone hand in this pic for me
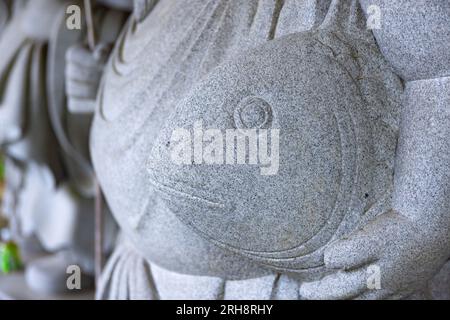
[300,211,450,299]
[65,43,112,114]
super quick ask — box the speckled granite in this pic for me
[91,0,450,299]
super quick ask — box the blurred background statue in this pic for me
[0,0,130,295]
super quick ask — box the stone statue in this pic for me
[0,0,129,295]
[78,0,449,299]
[0,0,65,263]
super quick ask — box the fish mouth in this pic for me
[147,174,227,209]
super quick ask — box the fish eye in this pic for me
[233,96,273,129]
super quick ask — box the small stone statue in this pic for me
[79,0,450,299]
[0,0,129,295]
[0,0,65,256]
[0,0,11,36]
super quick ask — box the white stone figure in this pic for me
[75,0,449,299]
[0,0,65,258]
[0,0,129,295]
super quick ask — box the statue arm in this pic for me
[357,0,450,241]
[300,1,450,299]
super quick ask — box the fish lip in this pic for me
[147,174,227,209]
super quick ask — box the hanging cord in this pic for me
[84,0,96,51]
[83,0,103,288]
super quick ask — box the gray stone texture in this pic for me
[69,0,450,299]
